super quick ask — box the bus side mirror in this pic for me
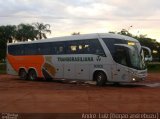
[142,46,152,62]
[145,55,153,62]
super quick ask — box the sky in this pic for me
[0,0,160,42]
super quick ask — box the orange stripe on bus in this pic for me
[7,54,45,77]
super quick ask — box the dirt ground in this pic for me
[0,73,160,114]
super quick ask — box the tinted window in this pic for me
[114,45,129,66]
[66,39,105,56]
[103,38,126,57]
[8,45,24,55]
[103,38,129,66]
[37,43,51,55]
[51,42,66,55]
[24,44,37,55]
[85,39,105,56]
[8,39,105,56]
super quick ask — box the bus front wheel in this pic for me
[19,69,28,80]
[95,72,107,86]
[28,69,37,81]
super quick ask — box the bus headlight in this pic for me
[132,78,136,81]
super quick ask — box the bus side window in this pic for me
[57,42,66,55]
[58,46,64,54]
[42,43,51,55]
[8,45,17,55]
[51,42,57,54]
[51,46,58,55]
[20,45,25,55]
[79,44,88,54]
[85,39,105,56]
[35,43,41,55]
[9,45,24,56]
[84,44,90,53]
[24,44,37,55]
[51,42,65,55]
[66,40,81,54]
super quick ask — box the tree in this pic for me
[15,24,38,42]
[0,25,16,60]
[117,29,132,37]
[33,22,51,39]
[0,23,52,60]
[137,37,160,61]
[0,25,16,43]
[72,32,80,35]
[108,31,116,34]
[0,40,6,60]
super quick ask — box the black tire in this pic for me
[114,82,120,86]
[46,78,53,82]
[28,69,37,81]
[19,69,28,80]
[95,72,107,86]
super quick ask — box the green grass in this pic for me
[147,63,160,73]
[0,63,6,74]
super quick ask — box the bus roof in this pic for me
[7,33,139,45]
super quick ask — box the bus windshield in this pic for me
[129,42,146,70]
[103,38,146,70]
[114,43,146,70]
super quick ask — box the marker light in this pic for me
[133,78,136,81]
[128,42,135,46]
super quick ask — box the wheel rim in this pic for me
[97,74,102,82]
[30,74,34,80]
[29,71,36,80]
[20,70,26,79]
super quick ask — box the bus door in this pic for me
[112,45,129,82]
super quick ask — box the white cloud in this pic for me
[0,0,160,42]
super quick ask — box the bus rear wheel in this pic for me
[19,69,28,80]
[95,72,107,86]
[28,69,37,81]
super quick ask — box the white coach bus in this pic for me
[7,33,152,86]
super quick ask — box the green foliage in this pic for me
[15,24,38,42]
[33,22,51,39]
[0,25,16,43]
[137,37,160,61]
[72,32,80,35]
[0,49,6,61]
[117,29,133,37]
[0,22,51,60]
[147,63,160,72]
[0,63,6,74]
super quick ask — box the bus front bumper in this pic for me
[130,70,147,82]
